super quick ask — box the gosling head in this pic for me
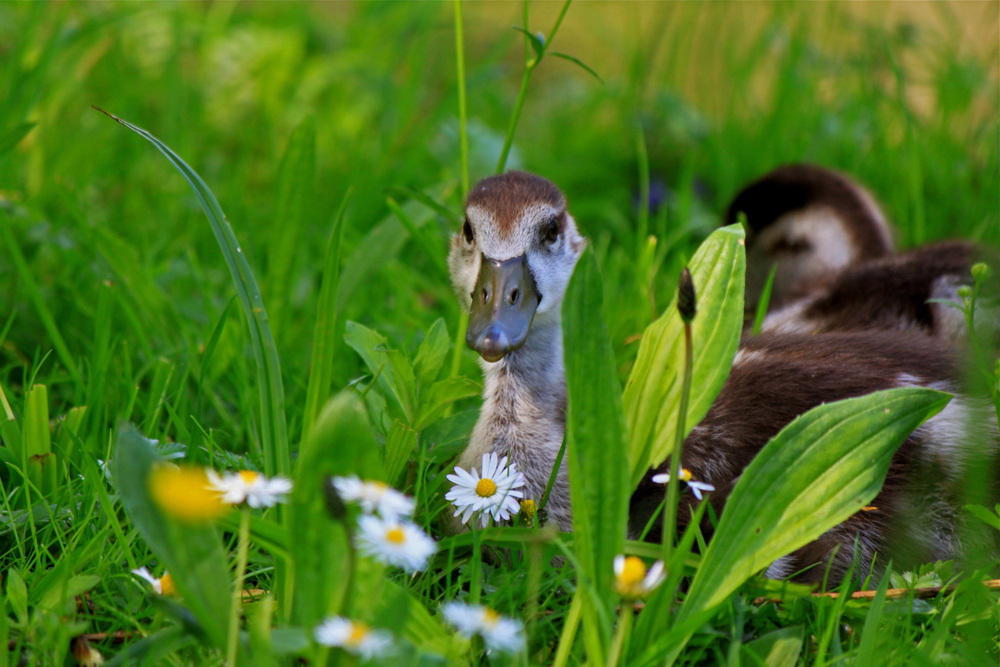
[449,171,586,362]
[725,164,894,310]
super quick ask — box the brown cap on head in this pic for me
[466,171,566,239]
[725,164,893,260]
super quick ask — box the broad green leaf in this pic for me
[38,575,101,613]
[413,318,451,390]
[112,424,236,658]
[741,626,804,667]
[6,569,27,625]
[563,248,630,654]
[624,224,745,486]
[23,384,50,457]
[98,109,288,477]
[345,322,417,425]
[267,116,316,336]
[289,391,381,628]
[303,186,352,438]
[414,377,480,431]
[0,122,34,157]
[647,387,950,666]
[383,420,417,485]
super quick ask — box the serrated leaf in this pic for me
[624,224,745,486]
[413,318,451,390]
[414,377,480,431]
[345,322,417,425]
[550,52,604,83]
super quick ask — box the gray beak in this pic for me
[467,254,540,362]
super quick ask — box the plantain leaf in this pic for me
[563,248,630,654]
[623,224,745,486]
[289,391,381,628]
[383,419,417,485]
[413,318,451,391]
[635,387,950,666]
[112,424,236,658]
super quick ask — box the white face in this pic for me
[746,206,856,308]
[448,201,586,321]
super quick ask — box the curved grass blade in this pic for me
[96,108,288,476]
[550,52,603,83]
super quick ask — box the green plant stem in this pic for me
[470,524,482,603]
[662,321,693,564]
[605,601,633,667]
[495,0,573,174]
[227,507,251,666]
[552,589,583,667]
[454,0,469,195]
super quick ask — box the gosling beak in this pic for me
[467,254,540,362]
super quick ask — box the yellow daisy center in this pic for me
[482,607,499,628]
[475,478,497,497]
[238,470,259,484]
[159,572,176,596]
[385,527,406,544]
[616,556,647,595]
[149,465,229,522]
[679,468,693,482]
[347,622,370,647]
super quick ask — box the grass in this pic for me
[0,2,998,665]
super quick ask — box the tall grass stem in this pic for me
[227,507,251,667]
[454,0,469,194]
[662,321,693,564]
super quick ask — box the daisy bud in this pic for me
[971,262,992,282]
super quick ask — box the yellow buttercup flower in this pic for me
[148,464,229,521]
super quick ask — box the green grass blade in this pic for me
[750,263,778,336]
[97,108,289,476]
[623,224,745,486]
[303,186,352,438]
[267,116,317,337]
[563,248,630,657]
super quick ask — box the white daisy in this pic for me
[445,452,525,527]
[651,467,715,500]
[131,567,176,596]
[613,555,665,599]
[441,601,525,654]
[206,469,293,508]
[314,616,393,660]
[355,515,437,572]
[332,475,415,519]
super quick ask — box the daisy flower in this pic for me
[332,475,415,519]
[314,616,393,660]
[441,601,525,654]
[445,452,525,527]
[355,515,437,572]
[613,555,665,599]
[131,567,177,596]
[149,464,230,522]
[651,467,715,500]
[206,469,292,508]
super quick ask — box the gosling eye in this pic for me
[463,218,475,244]
[768,236,811,254]
[542,216,560,244]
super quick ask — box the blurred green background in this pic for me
[1,1,997,450]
